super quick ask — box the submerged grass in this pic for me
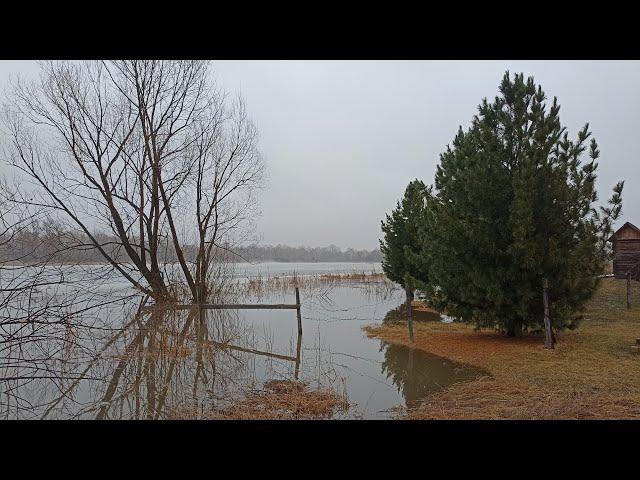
[245,270,390,295]
[244,270,396,302]
[365,277,640,419]
[167,380,349,420]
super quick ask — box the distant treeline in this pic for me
[233,244,382,263]
[1,222,381,264]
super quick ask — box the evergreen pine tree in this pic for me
[424,72,623,337]
[380,180,431,339]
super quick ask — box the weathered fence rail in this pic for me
[143,303,299,311]
[142,287,303,334]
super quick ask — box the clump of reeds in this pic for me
[318,271,387,282]
[167,379,349,420]
[244,269,394,298]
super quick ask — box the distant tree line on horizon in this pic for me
[1,220,382,265]
[233,244,382,263]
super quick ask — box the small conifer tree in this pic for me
[380,180,431,339]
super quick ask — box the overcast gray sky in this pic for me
[1,61,638,250]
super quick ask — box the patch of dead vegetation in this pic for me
[365,278,640,419]
[167,380,349,420]
[411,300,440,315]
[245,271,392,297]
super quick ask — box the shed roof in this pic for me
[608,221,640,242]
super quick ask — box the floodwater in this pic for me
[0,262,488,419]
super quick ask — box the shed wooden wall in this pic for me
[612,224,640,277]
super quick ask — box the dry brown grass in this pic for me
[411,300,441,315]
[167,380,349,420]
[365,277,640,419]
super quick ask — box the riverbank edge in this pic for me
[364,277,640,420]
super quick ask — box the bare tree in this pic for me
[189,95,264,302]
[2,60,263,303]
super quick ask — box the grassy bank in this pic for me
[365,277,640,419]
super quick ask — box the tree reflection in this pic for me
[95,306,303,420]
[2,300,303,419]
[379,340,489,407]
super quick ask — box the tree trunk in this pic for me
[506,320,522,337]
[405,283,414,342]
[543,278,555,349]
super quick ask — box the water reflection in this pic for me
[10,303,303,420]
[2,281,487,419]
[91,307,303,420]
[379,341,489,407]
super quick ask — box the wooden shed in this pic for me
[609,222,640,278]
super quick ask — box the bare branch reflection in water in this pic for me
[2,279,383,419]
[2,269,489,419]
[0,211,149,419]
[90,306,305,420]
[3,299,306,419]
[0,253,273,418]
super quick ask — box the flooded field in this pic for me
[1,262,487,419]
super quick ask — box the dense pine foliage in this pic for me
[381,72,624,337]
[379,180,431,293]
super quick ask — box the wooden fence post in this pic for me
[294,330,302,380]
[627,271,632,309]
[295,287,302,335]
[543,278,555,349]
